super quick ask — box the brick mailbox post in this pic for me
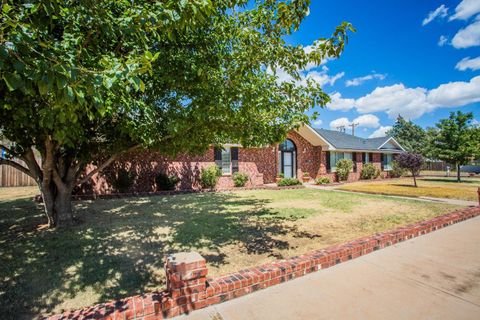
[165,252,209,314]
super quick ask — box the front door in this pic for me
[283,151,294,178]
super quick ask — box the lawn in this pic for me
[0,187,461,319]
[338,177,480,201]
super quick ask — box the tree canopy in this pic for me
[0,0,354,226]
[429,111,480,182]
[387,116,427,154]
[396,152,424,187]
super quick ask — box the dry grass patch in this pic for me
[0,187,461,318]
[338,177,480,201]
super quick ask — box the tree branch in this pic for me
[77,145,141,185]
[0,158,34,178]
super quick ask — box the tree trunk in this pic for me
[40,182,74,228]
[457,163,461,183]
[412,171,417,187]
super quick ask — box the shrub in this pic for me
[278,173,285,178]
[390,160,407,178]
[277,178,302,186]
[200,165,222,189]
[155,172,180,191]
[361,163,380,180]
[232,172,249,187]
[112,168,135,193]
[303,171,309,177]
[336,159,353,181]
[314,177,331,185]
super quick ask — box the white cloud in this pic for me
[369,126,393,138]
[326,75,480,120]
[329,114,380,131]
[422,4,449,26]
[345,73,386,87]
[352,114,380,128]
[355,84,432,119]
[329,117,351,130]
[455,56,480,70]
[299,67,345,87]
[427,75,480,107]
[449,0,480,21]
[312,119,323,127]
[326,92,355,111]
[270,65,344,88]
[438,35,448,46]
[451,16,480,48]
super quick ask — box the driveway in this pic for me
[178,216,480,320]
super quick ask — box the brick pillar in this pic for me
[165,252,208,312]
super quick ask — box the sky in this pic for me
[283,0,480,138]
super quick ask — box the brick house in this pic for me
[78,125,405,195]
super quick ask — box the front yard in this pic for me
[0,187,461,318]
[338,177,480,201]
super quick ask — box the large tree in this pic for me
[430,111,480,182]
[387,116,427,154]
[0,1,353,227]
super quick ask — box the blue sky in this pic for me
[284,0,480,138]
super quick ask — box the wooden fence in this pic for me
[0,161,36,187]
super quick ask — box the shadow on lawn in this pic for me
[0,192,318,319]
[421,178,480,184]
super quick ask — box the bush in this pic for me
[303,171,309,177]
[277,178,302,186]
[336,159,353,181]
[155,172,180,191]
[314,177,331,185]
[360,163,380,180]
[278,173,285,178]
[200,165,222,189]
[232,172,249,187]
[112,168,135,193]
[390,160,407,178]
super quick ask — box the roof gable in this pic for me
[312,128,404,152]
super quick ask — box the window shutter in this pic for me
[380,153,384,171]
[362,152,366,163]
[326,151,331,172]
[352,152,357,172]
[369,153,373,163]
[214,147,222,169]
[231,147,239,173]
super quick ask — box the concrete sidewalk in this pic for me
[178,216,480,320]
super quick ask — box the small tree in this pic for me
[430,112,480,182]
[336,159,353,181]
[396,153,424,187]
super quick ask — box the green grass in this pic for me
[0,187,462,319]
[339,177,480,201]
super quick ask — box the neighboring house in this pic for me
[77,125,405,195]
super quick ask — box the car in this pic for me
[460,165,480,174]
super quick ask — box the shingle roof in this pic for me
[314,128,403,151]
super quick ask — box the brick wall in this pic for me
[44,206,480,320]
[75,147,276,195]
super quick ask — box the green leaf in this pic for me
[2,73,23,91]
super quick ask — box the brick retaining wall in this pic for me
[44,206,480,320]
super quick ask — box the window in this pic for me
[362,152,370,163]
[383,153,393,171]
[214,146,239,175]
[329,152,352,172]
[221,147,231,174]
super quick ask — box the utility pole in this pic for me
[336,125,345,133]
[349,122,359,136]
